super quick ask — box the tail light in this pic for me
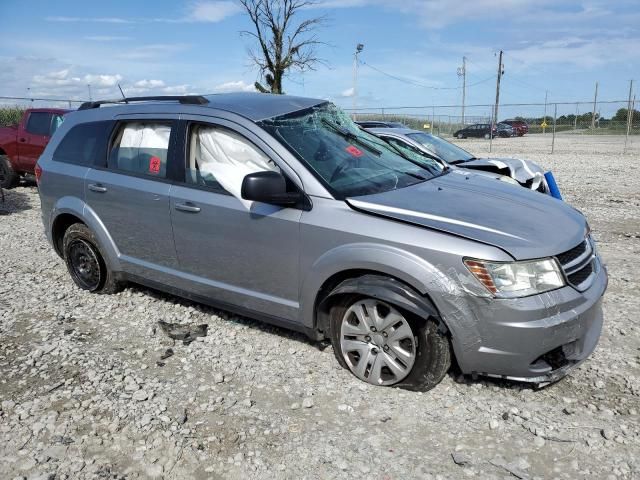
[34,164,42,183]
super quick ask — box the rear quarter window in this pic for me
[52,121,112,166]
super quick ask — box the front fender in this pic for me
[299,243,458,331]
[50,196,121,271]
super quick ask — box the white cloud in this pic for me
[186,1,242,22]
[46,16,133,24]
[134,79,166,89]
[340,87,355,97]
[84,36,131,42]
[47,1,241,25]
[213,80,256,93]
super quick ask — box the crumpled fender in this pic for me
[317,274,446,335]
[462,157,547,192]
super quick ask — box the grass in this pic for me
[0,106,26,127]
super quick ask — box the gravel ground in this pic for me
[1,134,639,479]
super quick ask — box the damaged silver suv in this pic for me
[37,94,607,390]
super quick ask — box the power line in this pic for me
[360,60,495,91]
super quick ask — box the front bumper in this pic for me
[447,257,607,384]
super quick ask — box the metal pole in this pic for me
[352,53,358,120]
[543,90,548,134]
[552,103,557,154]
[591,81,598,129]
[574,102,578,130]
[490,50,503,153]
[624,80,634,153]
[87,84,92,102]
[462,57,466,127]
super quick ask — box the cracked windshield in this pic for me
[260,103,445,198]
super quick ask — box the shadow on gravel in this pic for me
[0,187,34,216]
[126,284,328,351]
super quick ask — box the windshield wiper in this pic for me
[321,119,382,156]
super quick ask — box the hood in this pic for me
[346,169,587,260]
[460,157,546,191]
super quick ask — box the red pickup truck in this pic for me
[0,108,68,188]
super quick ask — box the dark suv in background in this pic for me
[453,123,497,139]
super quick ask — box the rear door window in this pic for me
[26,112,53,136]
[108,122,172,178]
[53,121,112,166]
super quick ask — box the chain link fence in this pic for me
[2,95,637,154]
[348,99,639,155]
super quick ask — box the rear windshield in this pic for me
[259,103,445,199]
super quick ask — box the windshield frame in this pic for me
[258,103,449,200]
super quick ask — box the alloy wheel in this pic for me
[339,298,417,385]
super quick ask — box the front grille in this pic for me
[556,240,587,265]
[556,238,596,291]
[568,261,593,285]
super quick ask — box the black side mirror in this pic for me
[241,171,302,206]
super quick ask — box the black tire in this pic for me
[329,294,451,392]
[62,223,122,294]
[0,155,20,189]
[457,133,464,139]
[484,133,491,139]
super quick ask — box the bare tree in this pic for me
[239,0,325,94]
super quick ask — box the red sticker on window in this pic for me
[149,156,161,174]
[345,145,363,157]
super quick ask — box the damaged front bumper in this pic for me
[447,257,608,386]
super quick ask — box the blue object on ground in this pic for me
[544,171,563,200]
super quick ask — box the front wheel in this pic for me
[484,133,491,139]
[329,295,451,391]
[457,133,464,139]
[0,155,20,189]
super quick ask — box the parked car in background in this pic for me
[364,127,549,193]
[38,94,605,391]
[453,123,496,139]
[0,108,68,188]
[356,120,407,129]
[497,122,515,137]
[501,119,529,136]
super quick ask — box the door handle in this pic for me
[88,183,107,193]
[19,138,26,143]
[175,202,201,213]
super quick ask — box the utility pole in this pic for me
[591,81,598,129]
[490,50,503,153]
[543,90,548,134]
[457,56,467,127]
[352,43,364,120]
[625,80,634,153]
[87,84,93,102]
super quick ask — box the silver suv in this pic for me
[37,94,607,390]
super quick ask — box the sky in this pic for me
[0,0,638,118]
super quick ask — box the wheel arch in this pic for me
[49,198,121,270]
[313,271,449,339]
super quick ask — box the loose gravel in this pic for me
[1,134,639,479]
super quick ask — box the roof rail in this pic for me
[78,95,209,110]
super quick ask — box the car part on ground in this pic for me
[37,93,606,390]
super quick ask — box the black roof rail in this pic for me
[78,95,209,110]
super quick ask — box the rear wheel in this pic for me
[0,155,20,189]
[329,295,451,391]
[62,223,122,294]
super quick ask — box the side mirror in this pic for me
[241,171,302,206]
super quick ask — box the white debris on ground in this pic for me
[1,134,639,479]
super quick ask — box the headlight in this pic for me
[464,258,565,298]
